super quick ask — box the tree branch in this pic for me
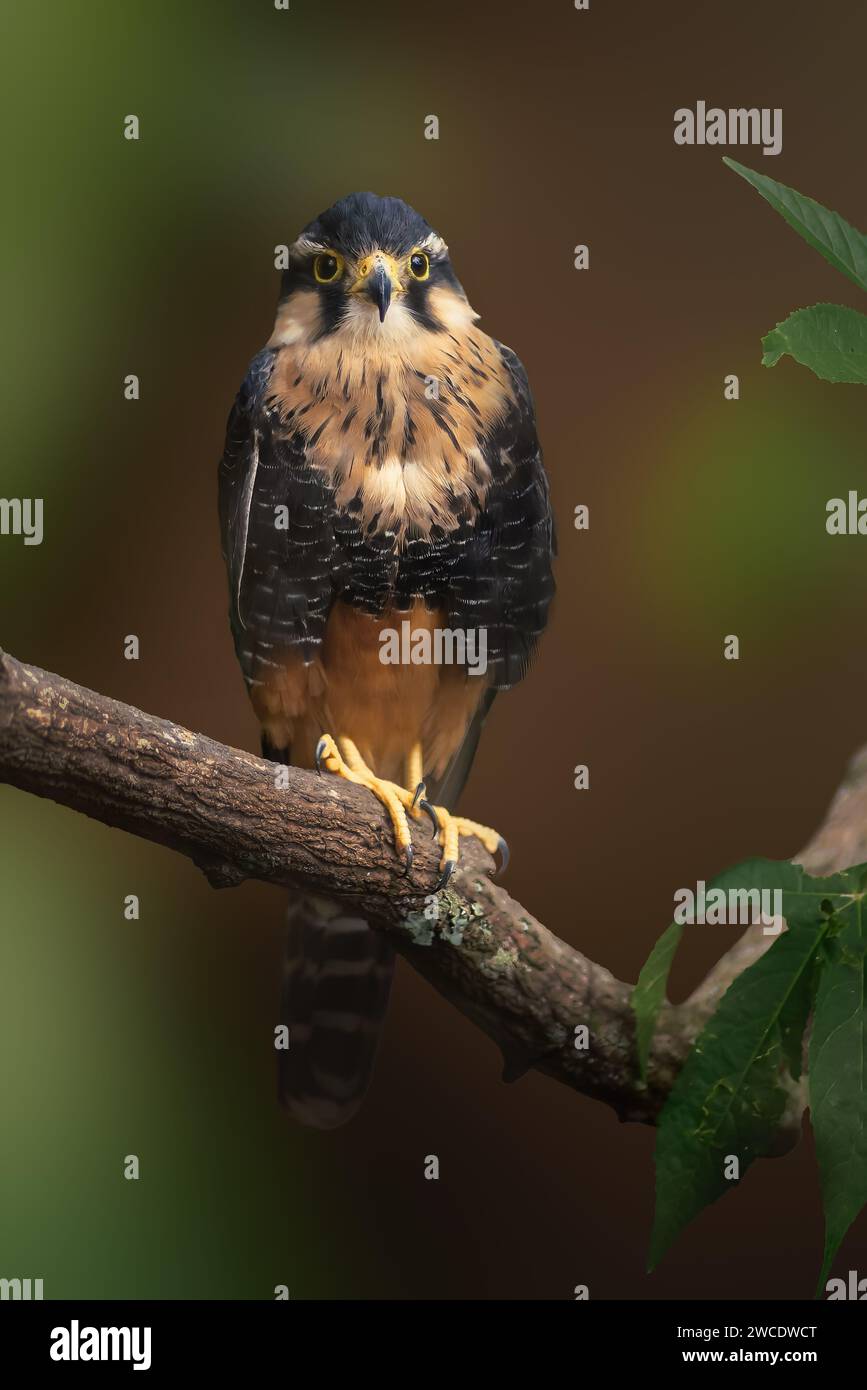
[0,649,861,1134]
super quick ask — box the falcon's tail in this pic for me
[278,893,395,1129]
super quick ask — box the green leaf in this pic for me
[724,157,867,293]
[779,949,819,1081]
[632,921,684,1082]
[649,861,858,1271]
[810,895,867,1293]
[761,304,867,384]
[632,857,793,1082]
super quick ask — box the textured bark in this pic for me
[0,648,861,1132]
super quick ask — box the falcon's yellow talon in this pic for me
[427,807,507,879]
[316,736,507,883]
[316,733,414,867]
[452,816,503,859]
[314,734,344,777]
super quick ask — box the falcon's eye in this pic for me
[409,250,430,281]
[313,251,344,284]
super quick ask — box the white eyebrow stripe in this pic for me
[289,232,447,262]
[418,232,447,256]
[290,235,329,258]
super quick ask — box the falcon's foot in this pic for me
[315,735,435,875]
[315,735,508,888]
[424,806,509,891]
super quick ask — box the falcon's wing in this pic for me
[425,686,498,811]
[427,344,554,808]
[218,348,349,685]
[446,341,556,691]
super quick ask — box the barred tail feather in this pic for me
[278,894,395,1129]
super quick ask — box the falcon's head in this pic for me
[272,192,474,346]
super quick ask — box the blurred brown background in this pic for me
[2,0,866,1298]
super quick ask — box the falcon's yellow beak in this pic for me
[350,251,404,322]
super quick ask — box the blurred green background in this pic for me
[2,0,867,1298]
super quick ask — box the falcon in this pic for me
[219,193,555,1126]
